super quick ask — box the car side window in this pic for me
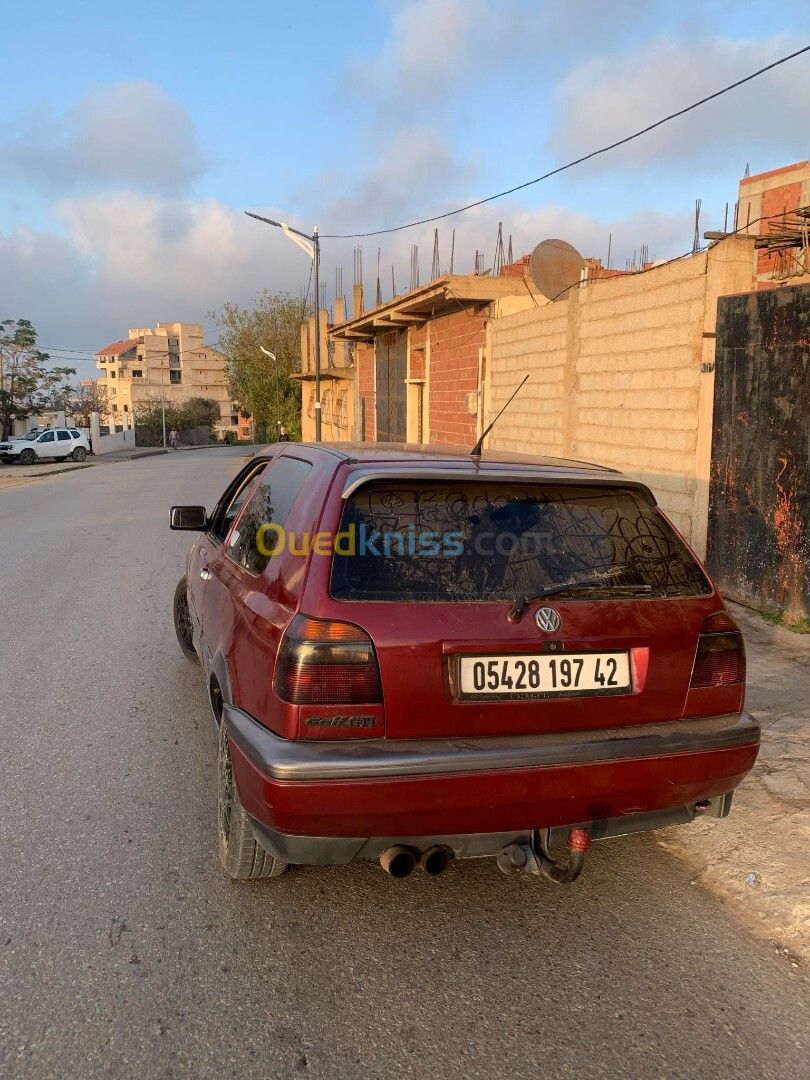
[208,461,269,542]
[70,430,81,438]
[38,432,55,443]
[57,431,71,441]
[227,457,313,576]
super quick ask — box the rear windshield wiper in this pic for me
[508,581,653,623]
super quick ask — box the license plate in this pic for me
[458,652,631,699]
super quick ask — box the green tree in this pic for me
[211,291,305,442]
[132,394,222,445]
[0,320,77,439]
[132,393,181,445]
[37,367,78,412]
[1,319,46,439]
[181,396,222,430]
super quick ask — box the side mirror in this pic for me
[170,505,207,531]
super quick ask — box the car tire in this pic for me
[173,576,199,664]
[18,449,36,466]
[72,447,87,462]
[217,719,288,881]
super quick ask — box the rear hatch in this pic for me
[318,473,719,739]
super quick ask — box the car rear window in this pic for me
[330,481,712,602]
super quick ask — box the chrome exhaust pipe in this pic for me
[419,846,453,876]
[379,846,418,878]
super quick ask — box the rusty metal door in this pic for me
[707,286,809,622]
[375,330,407,442]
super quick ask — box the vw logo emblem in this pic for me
[535,607,561,633]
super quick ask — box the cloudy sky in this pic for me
[3,0,810,380]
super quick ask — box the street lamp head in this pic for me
[245,207,321,442]
[245,212,283,229]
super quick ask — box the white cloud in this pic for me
[353,0,657,114]
[358,0,489,103]
[0,180,696,385]
[323,126,475,227]
[0,82,206,196]
[0,194,313,379]
[547,35,810,174]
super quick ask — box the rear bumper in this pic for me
[225,704,759,847]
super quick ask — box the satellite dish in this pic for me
[529,239,585,301]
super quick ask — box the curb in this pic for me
[0,442,235,484]
[17,463,96,479]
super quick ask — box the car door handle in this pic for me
[200,567,212,581]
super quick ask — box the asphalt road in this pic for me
[0,448,806,1080]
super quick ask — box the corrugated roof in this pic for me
[97,337,142,357]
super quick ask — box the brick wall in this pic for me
[488,239,756,546]
[757,182,802,274]
[356,342,375,441]
[499,256,531,278]
[427,309,486,446]
[409,325,426,380]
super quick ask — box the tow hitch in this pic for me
[497,827,591,884]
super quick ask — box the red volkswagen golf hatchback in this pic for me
[171,443,758,883]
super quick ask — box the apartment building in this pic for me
[95,322,241,434]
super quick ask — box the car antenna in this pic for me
[470,374,529,457]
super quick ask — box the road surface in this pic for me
[0,448,806,1079]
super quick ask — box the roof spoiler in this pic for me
[340,468,658,504]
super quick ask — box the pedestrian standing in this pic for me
[278,425,291,442]
[169,427,179,451]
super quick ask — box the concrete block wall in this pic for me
[487,239,756,548]
[487,303,568,455]
[571,254,708,538]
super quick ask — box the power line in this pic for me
[39,347,98,356]
[322,43,810,240]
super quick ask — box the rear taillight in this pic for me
[275,614,382,705]
[690,611,746,688]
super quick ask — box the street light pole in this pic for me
[312,226,321,442]
[160,358,167,448]
[244,211,322,442]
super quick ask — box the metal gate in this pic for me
[707,285,810,622]
[375,330,407,442]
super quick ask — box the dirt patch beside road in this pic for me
[658,602,810,963]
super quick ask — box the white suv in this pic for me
[0,428,91,465]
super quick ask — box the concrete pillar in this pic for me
[307,315,316,374]
[90,411,101,455]
[333,298,346,367]
[319,309,328,370]
[353,283,364,320]
[300,322,310,374]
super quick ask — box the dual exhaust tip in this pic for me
[379,845,452,878]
